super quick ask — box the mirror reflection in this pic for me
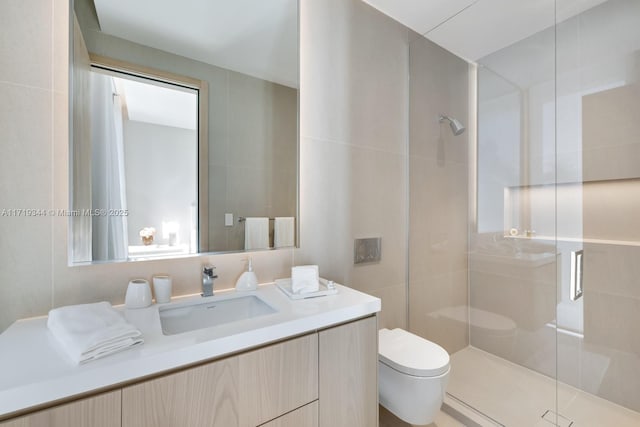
[71,0,299,264]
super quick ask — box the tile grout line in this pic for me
[300,134,409,157]
[0,80,51,93]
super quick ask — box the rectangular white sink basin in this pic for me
[159,294,277,335]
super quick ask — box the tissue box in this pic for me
[291,265,320,294]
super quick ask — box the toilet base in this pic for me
[379,362,450,426]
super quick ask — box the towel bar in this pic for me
[238,217,277,223]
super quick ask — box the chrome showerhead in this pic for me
[439,114,466,136]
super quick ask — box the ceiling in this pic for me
[115,77,198,131]
[93,0,298,88]
[364,0,608,62]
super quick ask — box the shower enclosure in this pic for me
[409,0,640,425]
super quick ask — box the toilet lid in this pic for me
[379,328,450,377]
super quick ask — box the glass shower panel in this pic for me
[555,0,640,417]
[454,16,559,426]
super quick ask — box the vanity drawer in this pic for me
[122,357,240,427]
[259,401,318,427]
[239,333,319,426]
[121,333,318,427]
[0,391,121,427]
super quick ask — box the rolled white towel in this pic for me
[47,302,143,364]
[291,265,320,294]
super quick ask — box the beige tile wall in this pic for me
[407,35,470,354]
[0,0,55,332]
[212,73,298,251]
[296,0,409,330]
[581,242,640,411]
[582,84,640,182]
[1,0,467,340]
[0,0,294,332]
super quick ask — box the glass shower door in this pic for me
[553,0,640,424]
[462,28,560,424]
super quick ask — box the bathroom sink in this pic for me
[159,294,277,335]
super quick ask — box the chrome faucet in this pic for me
[202,265,218,297]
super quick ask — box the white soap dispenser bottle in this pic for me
[235,257,258,291]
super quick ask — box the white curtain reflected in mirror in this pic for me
[80,67,199,262]
[90,72,129,260]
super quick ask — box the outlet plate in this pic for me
[354,238,382,264]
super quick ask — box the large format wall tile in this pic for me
[297,0,409,330]
[581,84,640,181]
[0,0,52,90]
[300,0,408,155]
[409,38,469,164]
[297,136,407,291]
[0,83,54,331]
[407,34,470,352]
[53,0,69,94]
[368,284,407,331]
[296,137,352,281]
[409,269,469,354]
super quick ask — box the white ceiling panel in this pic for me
[363,0,609,62]
[118,77,198,130]
[363,0,477,35]
[94,0,298,88]
[478,0,640,89]
[423,0,557,61]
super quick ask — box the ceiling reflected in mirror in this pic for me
[93,0,298,87]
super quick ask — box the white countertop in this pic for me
[0,283,380,420]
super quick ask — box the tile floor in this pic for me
[446,347,640,426]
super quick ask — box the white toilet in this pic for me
[378,328,450,425]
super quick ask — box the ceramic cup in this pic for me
[125,279,152,309]
[153,275,172,304]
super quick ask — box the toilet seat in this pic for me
[379,328,449,377]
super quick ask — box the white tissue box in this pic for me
[291,265,320,294]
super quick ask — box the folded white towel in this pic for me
[274,217,295,248]
[244,217,270,250]
[291,265,320,294]
[47,302,143,364]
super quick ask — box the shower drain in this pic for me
[541,409,574,427]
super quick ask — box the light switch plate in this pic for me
[354,238,382,264]
[225,213,233,227]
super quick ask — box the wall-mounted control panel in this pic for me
[354,237,382,264]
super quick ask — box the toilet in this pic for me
[378,328,450,425]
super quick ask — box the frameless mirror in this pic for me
[70,0,299,264]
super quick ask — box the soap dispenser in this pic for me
[235,258,258,291]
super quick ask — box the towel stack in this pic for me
[47,302,143,364]
[291,265,320,294]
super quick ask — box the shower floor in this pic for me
[446,347,640,426]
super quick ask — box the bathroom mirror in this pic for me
[70,0,299,264]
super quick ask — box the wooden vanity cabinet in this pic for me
[259,401,318,427]
[121,355,240,427]
[319,316,378,427]
[121,333,318,427]
[0,391,120,427]
[1,316,377,427]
